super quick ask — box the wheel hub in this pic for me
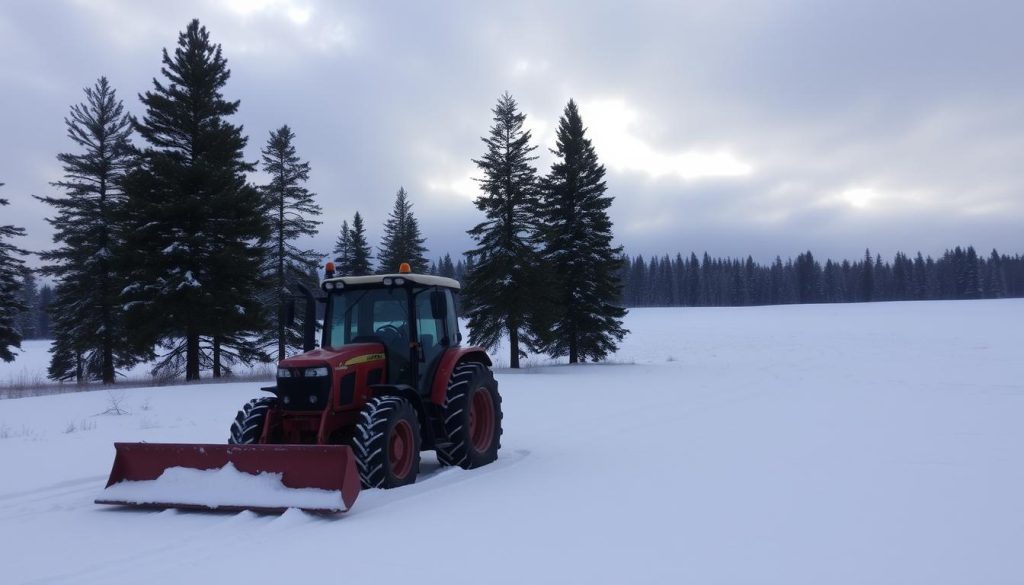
[469,387,495,453]
[389,419,414,479]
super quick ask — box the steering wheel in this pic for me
[374,324,403,344]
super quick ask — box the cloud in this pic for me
[581,98,753,181]
[1,0,1022,271]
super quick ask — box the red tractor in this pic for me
[96,264,502,513]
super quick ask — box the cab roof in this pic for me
[322,273,461,291]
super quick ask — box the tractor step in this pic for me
[95,443,360,514]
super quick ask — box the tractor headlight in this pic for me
[393,277,406,285]
[304,366,329,377]
[382,277,393,285]
[277,368,292,378]
[324,282,335,290]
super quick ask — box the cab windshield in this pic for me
[328,287,410,347]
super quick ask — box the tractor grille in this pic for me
[338,372,356,405]
[275,372,331,411]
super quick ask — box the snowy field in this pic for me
[1,300,1022,584]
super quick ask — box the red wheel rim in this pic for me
[469,387,495,453]
[389,419,414,479]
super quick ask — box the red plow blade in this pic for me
[96,443,360,514]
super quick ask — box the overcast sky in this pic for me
[2,0,1021,269]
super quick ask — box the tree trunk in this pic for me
[101,292,114,384]
[568,321,578,364]
[185,327,200,381]
[102,333,114,384]
[277,196,286,361]
[75,352,84,384]
[509,326,520,369]
[212,336,222,378]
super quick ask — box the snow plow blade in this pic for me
[95,443,360,514]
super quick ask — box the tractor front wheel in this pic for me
[227,397,276,444]
[437,362,503,469]
[353,397,421,489]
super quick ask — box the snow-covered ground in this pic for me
[1,300,1022,584]
[0,339,272,393]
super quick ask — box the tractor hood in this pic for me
[278,343,386,372]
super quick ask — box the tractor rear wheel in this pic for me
[227,397,276,444]
[437,362,502,469]
[353,396,421,489]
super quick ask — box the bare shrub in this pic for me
[100,391,130,416]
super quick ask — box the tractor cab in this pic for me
[320,264,461,393]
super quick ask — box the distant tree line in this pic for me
[620,247,1024,307]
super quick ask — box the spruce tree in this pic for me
[537,100,628,363]
[377,187,428,273]
[333,220,351,268]
[347,212,372,275]
[35,77,148,383]
[0,183,26,362]
[16,269,39,340]
[37,285,52,339]
[463,93,543,368]
[121,20,269,380]
[259,125,322,361]
[438,253,456,278]
[861,249,874,301]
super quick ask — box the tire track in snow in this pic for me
[23,509,319,585]
[350,448,530,515]
[0,475,108,521]
[19,450,529,584]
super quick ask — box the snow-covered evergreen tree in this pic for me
[120,20,270,380]
[35,77,148,382]
[259,125,322,361]
[463,93,543,368]
[0,183,26,362]
[377,187,428,273]
[536,100,628,363]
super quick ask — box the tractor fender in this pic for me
[430,347,493,406]
[368,384,437,450]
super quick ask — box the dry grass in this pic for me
[0,366,275,401]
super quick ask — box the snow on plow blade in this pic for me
[95,443,360,514]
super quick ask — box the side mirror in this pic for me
[430,290,448,318]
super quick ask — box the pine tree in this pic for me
[438,253,456,278]
[346,212,372,275]
[37,284,53,339]
[120,20,270,381]
[536,100,628,363]
[35,77,148,383]
[16,268,39,340]
[259,125,322,361]
[377,187,428,273]
[333,220,351,268]
[0,183,27,362]
[463,93,544,368]
[861,248,874,302]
